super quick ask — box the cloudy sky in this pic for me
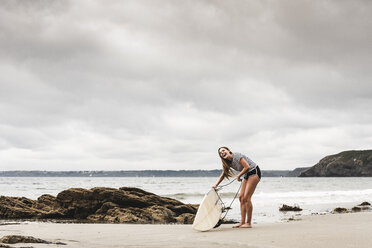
[1,0,371,171]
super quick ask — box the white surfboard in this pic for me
[192,188,222,231]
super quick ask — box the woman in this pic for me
[213,146,261,228]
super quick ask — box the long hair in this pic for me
[218,146,234,179]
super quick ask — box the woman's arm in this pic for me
[213,171,225,189]
[237,158,250,181]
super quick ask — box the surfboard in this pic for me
[192,188,222,231]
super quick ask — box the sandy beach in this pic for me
[1,212,371,248]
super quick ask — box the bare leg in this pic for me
[240,175,259,228]
[233,180,247,228]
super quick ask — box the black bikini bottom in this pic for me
[243,166,261,180]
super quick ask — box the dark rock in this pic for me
[0,235,51,244]
[0,187,197,224]
[351,206,362,212]
[300,150,372,177]
[175,213,195,224]
[95,202,119,214]
[354,203,371,211]
[35,194,59,210]
[279,204,302,211]
[333,207,348,213]
[0,196,45,219]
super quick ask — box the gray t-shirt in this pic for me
[230,152,258,172]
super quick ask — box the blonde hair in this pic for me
[218,146,234,179]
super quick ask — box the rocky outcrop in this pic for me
[0,235,64,245]
[299,150,372,177]
[333,202,371,214]
[0,187,197,224]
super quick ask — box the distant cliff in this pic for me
[299,150,372,177]
[286,167,310,177]
[0,170,222,177]
[0,169,300,177]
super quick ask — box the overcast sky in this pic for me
[1,0,371,171]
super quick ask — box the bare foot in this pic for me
[232,223,243,228]
[240,223,252,228]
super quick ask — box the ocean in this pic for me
[1,177,372,223]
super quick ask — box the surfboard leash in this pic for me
[214,180,242,228]
[216,178,237,190]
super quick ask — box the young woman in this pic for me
[213,146,261,228]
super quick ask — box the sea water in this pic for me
[1,177,372,223]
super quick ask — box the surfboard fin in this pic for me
[213,219,223,228]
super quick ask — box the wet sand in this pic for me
[1,212,371,248]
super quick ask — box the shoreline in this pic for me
[0,199,369,225]
[1,212,371,247]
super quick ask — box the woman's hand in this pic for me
[237,158,250,182]
[213,171,225,190]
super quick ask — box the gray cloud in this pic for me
[0,0,371,170]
